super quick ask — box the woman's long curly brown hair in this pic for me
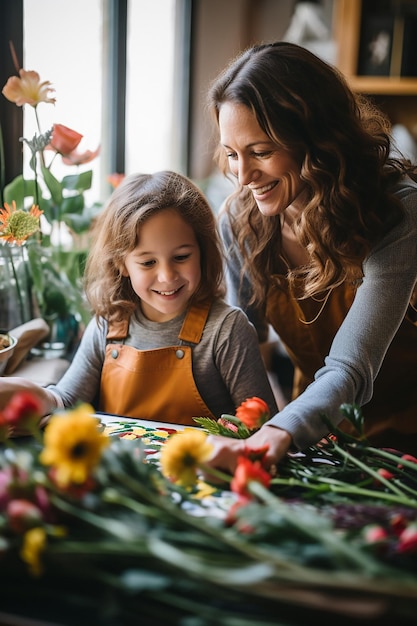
[208,41,416,305]
[84,171,225,322]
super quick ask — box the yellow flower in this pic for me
[39,404,109,488]
[20,527,46,577]
[160,429,213,488]
[0,201,43,245]
[2,69,56,107]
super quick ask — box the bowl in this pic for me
[0,334,18,376]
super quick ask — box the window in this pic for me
[23,0,180,205]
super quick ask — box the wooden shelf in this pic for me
[334,0,417,129]
[346,76,417,96]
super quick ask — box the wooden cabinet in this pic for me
[334,0,417,132]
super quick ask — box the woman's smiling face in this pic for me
[218,101,305,216]
[122,208,201,322]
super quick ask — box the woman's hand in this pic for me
[205,425,293,476]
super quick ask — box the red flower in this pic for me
[374,467,395,486]
[47,123,83,155]
[242,444,270,464]
[3,391,43,429]
[235,397,270,430]
[46,123,100,166]
[231,455,271,500]
[397,454,417,470]
[390,513,408,536]
[0,413,8,443]
[397,523,417,554]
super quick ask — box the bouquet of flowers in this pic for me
[0,394,416,626]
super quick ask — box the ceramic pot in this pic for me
[0,334,18,376]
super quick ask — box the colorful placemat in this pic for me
[98,415,236,517]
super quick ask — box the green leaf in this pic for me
[62,170,92,192]
[41,165,63,205]
[340,403,365,437]
[3,175,38,208]
[61,194,84,216]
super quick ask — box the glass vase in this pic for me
[0,243,32,331]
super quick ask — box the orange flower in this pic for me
[235,397,270,430]
[230,455,271,499]
[47,124,100,165]
[47,123,83,155]
[0,201,43,245]
[2,69,56,107]
[107,173,126,188]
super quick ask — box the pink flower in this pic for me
[7,499,43,534]
[363,524,388,545]
[62,146,100,166]
[217,417,238,434]
[235,397,270,430]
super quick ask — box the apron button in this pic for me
[175,349,185,359]
[111,349,119,359]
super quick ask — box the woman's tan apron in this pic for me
[266,276,417,453]
[99,302,216,425]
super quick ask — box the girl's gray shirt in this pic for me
[47,298,278,418]
[221,178,417,450]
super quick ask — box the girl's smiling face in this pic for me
[122,208,201,322]
[218,101,305,216]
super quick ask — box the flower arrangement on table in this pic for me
[0,59,102,329]
[0,394,417,625]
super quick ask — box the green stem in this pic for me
[366,446,417,471]
[332,442,411,499]
[248,480,387,575]
[270,476,417,509]
[4,245,25,325]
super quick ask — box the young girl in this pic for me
[203,41,417,474]
[0,171,277,426]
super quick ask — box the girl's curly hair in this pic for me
[84,170,225,321]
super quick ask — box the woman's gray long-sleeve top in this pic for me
[221,178,417,450]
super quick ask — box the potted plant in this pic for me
[1,62,102,348]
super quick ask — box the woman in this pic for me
[205,41,417,473]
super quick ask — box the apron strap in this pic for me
[106,317,129,340]
[106,300,212,344]
[178,300,211,344]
